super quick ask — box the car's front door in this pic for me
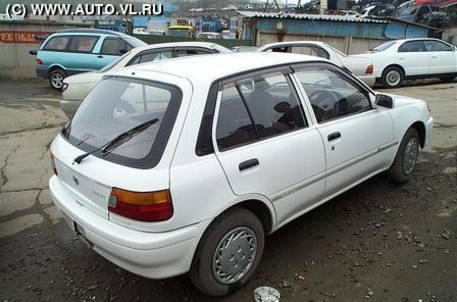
[293,63,396,196]
[213,69,326,224]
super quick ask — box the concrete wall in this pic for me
[0,21,89,79]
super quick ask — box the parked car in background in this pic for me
[257,41,376,87]
[61,42,232,117]
[363,38,457,88]
[50,52,433,296]
[29,29,147,90]
[231,46,258,52]
[197,32,222,40]
[396,4,449,28]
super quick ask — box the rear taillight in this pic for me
[50,153,57,175]
[36,58,43,65]
[365,65,374,74]
[62,83,68,93]
[108,188,173,222]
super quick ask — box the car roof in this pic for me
[258,41,328,50]
[129,41,230,54]
[109,52,329,82]
[55,28,133,38]
[390,38,447,43]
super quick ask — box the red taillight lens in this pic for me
[62,83,68,93]
[108,188,173,222]
[365,65,374,74]
[36,58,43,65]
[50,153,58,175]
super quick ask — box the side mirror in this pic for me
[375,94,394,108]
[29,50,37,55]
[119,49,128,55]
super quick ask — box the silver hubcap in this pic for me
[403,137,418,175]
[212,227,257,285]
[386,70,401,86]
[51,73,63,88]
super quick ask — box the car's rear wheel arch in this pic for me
[233,199,273,233]
[381,64,405,88]
[47,65,65,78]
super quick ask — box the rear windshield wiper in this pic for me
[73,118,159,165]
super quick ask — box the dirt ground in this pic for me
[0,79,455,302]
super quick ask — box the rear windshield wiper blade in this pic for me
[73,118,159,165]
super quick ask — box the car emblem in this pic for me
[72,176,80,186]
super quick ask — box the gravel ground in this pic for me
[0,79,455,302]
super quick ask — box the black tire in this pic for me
[49,69,66,90]
[382,66,404,88]
[189,208,265,296]
[388,128,419,184]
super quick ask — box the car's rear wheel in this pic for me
[189,208,264,296]
[49,69,66,90]
[382,66,404,88]
[388,128,419,184]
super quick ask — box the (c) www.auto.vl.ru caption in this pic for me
[6,3,163,19]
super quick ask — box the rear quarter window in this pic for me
[43,36,70,50]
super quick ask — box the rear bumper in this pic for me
[358,75,376,88]
[49,175,209,279]
[36,65,48,78]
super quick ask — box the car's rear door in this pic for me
[423,40,457,75]
[292,63,396,197]
[212,68,326,224]
[396,40,429,76]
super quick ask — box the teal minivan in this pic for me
[30,29,147,90]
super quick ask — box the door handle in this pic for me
[239,158,259,171]
[97,55,103,58]
[431,56,437,59]
[327,132,341,141]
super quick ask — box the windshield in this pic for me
[62,77,182,168]
[99,50,131,72]
[370,41,396,52]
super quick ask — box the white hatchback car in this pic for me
[61,41,232,117]
[50,53,433,296]
[257,41,376,87]
[363,38,457,88]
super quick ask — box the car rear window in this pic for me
[62,77,182,169]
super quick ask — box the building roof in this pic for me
[238,11,389,24]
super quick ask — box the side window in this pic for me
[174,48,213,57]
[216,71,308,151]
[43,36,70,50]
[398,41,426,52]
[101,38,127,55]
[294,65,372,123]
[291,46,330,59]
[424,40,452,52]
[139,51,172,63]
[67,36,98,53]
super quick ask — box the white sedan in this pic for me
[257,41,376,87]
[361,38,457,88]
[50,52,432,296]
[61,41,232,117]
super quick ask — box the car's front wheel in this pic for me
[189,208,265,296]
[388,127,419,184]
[49,69,66,90]
[382,66,404,88]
